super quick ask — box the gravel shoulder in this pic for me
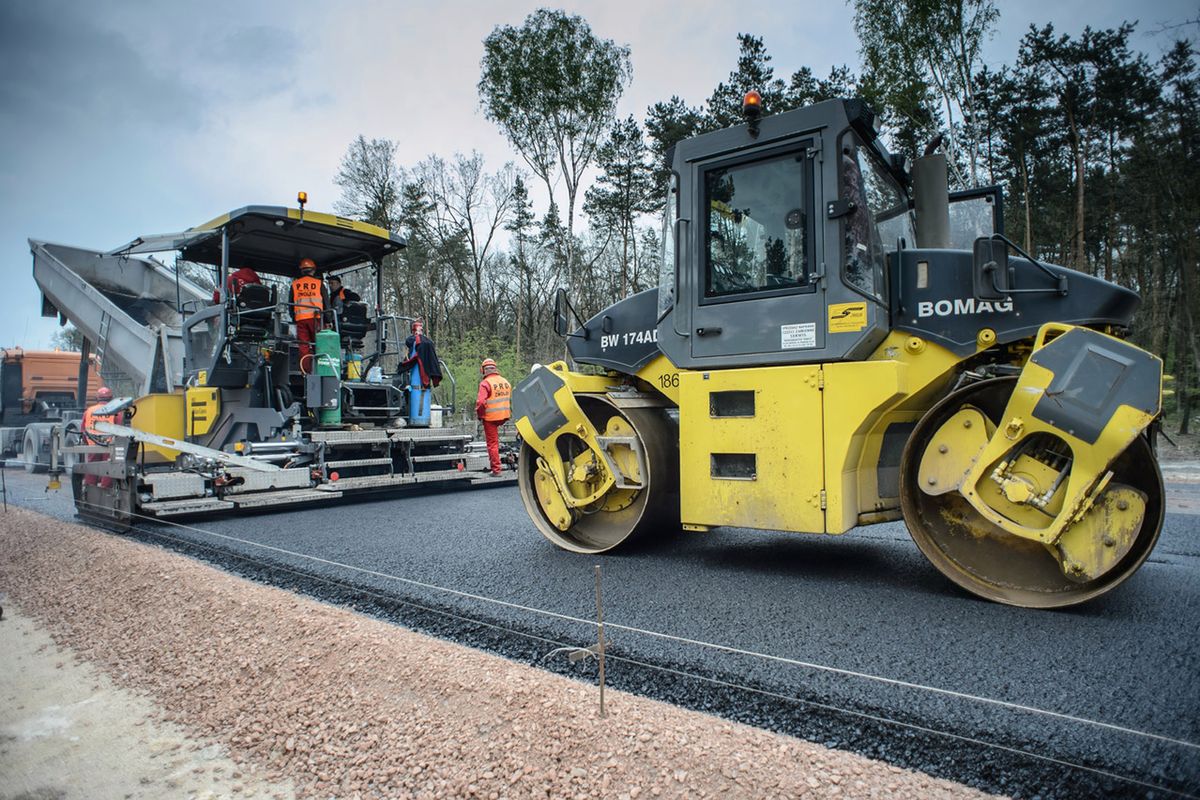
[0,604,296,800]
[0,506,1005,799]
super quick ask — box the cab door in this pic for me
[687,142,822,362]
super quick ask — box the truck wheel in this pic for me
[60,423,80,474]
[22,430,46,474]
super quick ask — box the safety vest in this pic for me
[82,403,117,444]
[292,275,324,320]
[481,373,512,422]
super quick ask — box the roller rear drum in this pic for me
[900,378,1164,608]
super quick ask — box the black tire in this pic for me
[60,423,80,474]
[21,430,46,474]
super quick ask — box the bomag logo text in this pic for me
[917,298,1013,318]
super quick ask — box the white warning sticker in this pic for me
[781,322,817,349]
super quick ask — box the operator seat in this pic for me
[338,301,373,349]
[232,283,276,341]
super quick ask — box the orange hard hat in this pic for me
[299,257,316,272]
[97,387,113,401]
[480,358,497,375]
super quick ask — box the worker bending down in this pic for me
[81,386,116,488]
[290,257,329,371]
[211,264,261,304]
[475,358,511,476]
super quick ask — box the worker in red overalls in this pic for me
[211,264,262,304]
[81,386,116,488]
[475,358,511,476]
[290,257,329,372]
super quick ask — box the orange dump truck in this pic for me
[0,347,104,470]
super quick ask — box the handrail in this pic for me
[437,358,457,414]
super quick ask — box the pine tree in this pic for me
[506,176,536,360]
[584,117,658,298]
[644,96,706,190]
[706,34,788,128]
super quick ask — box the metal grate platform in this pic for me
[141,498,235,516]
[307,429,390,444]
[326,458,393,469]
[469,472,518,486]
[231,489,343,508]
[389,431,471,444]
[410,453,470,463]
[315,468,486,492]
[308,427,472,447]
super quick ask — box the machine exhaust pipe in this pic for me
[912,150,950,249]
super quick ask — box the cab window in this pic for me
[703,151,811,299]
[947,190,1000,249]
[839,133,911,301]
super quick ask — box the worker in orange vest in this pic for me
[326,275,359,313]
[81,386,116,488]
[290,257,329,371]
[475,358,511,476]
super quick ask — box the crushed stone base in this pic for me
[0,507,1005,799]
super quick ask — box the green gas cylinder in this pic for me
[315,329,342,426]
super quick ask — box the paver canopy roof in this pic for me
[109,206,405,278]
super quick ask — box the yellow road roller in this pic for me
[512,97,1163,608]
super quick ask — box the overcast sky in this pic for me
[0,0,1193,349]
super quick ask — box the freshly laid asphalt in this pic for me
[2,465,1197,799]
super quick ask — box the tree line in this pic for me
[333,5,1198,430]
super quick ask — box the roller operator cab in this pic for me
[513,98,1164,608]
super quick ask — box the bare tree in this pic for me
[412,153,517,322]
